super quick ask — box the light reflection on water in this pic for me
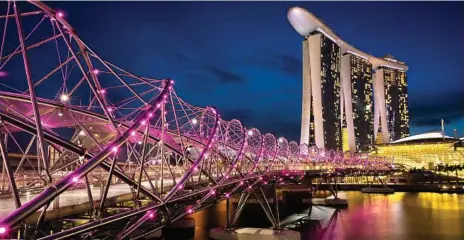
[189,201,230,240]
[188,191,463,240]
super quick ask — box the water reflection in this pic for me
[187,192,463,240]
[190,201,230,240]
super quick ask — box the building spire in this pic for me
[441,119,445,140]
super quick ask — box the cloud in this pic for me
[185,73,215,92]
[247,53,302,76]
[220,108,255,124]
[277,54,301,76]
[259,119,301,141]
[202,65,246,83]
[173,53,196,64]
[218,108,301,141]
[171,53,246,83]
[411,113,463,127]
[409,92,463,128]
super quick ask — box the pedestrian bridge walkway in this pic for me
[0,1,393,239]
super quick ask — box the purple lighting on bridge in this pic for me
[187,208,193,214]
[0,2,395,238]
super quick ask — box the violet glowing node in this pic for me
[60,94,69,102]
[0,227,6,234]
[210,190,215,195]
[92,69,100,75]
[149,212,155,219]
[57,11,64,18]
[131,131,136,136]
[187,208,193,214]
[178,185,183,190]
[72,176,79,183]
[141,120,147,125]
[225,193,230,198]
[112,146,119,153]
[191,118,198,125]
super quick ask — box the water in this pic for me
[187,191,463,240]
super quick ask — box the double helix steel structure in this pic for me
[0,1,394,239]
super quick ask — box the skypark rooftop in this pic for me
[287,6,408,71]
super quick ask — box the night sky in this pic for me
[33,1,465,141]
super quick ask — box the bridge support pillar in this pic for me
[253,187,278,229]
[306,177,348,208]
[229,191,250,228]
[225,195,231,229]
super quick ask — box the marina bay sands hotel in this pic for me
[288,7,410,153]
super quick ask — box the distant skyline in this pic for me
[31,1,465,140]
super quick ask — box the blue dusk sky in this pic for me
[33,2,465,141]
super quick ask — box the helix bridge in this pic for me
[0,1,394,239]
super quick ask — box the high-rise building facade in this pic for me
[380,63,409,141]
[341,53,374,152]
[289,6,409,152]
[301,33,342,151]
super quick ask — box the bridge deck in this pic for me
[0,178,181,219]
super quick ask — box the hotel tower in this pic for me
[288,7,409,152]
